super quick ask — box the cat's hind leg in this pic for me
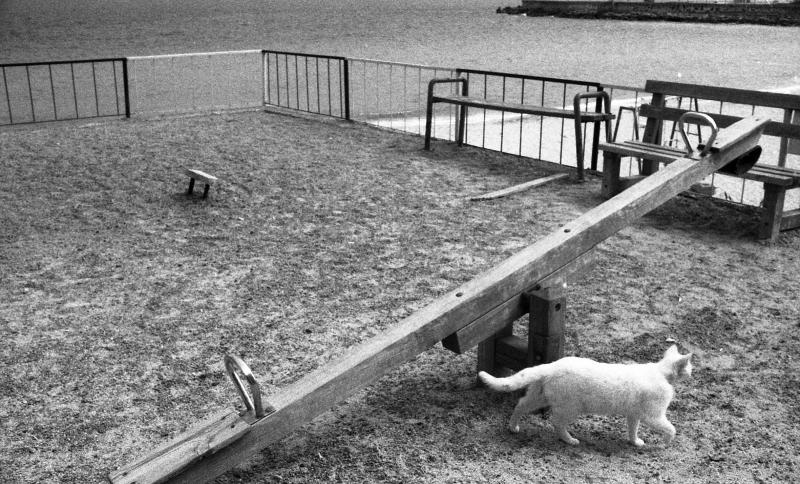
[508,389,547,433]
[550,409,580,445]
[627,416,645,447]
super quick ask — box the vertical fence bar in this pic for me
[48,64,58,120]
[500,76,507,153]
[342,58,350,120]
[26,66,36,122]
[276,54,282,106]
[262,51,267,107]
[294,55,300,110]
[326,59,332,116]
[70,63,79,119]
[482,74,488,148]
[91,61,100,116]
[112,61,120,116]
[316,57,321,114]
[538,80,545,161]
[519,79,525,156]
[304,56,310,112]
[3,66,12,124]
[122,58,131,118]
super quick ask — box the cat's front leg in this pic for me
[627,416,645,447]
[646,415,676,445]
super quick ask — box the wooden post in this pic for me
[476,323,513,376]
[759,184,786,240]
[527,286,566,366]
[111,116,768,484]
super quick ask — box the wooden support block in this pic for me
[185,168,218,199]
[527,287,566,365]
[780,207,800,232]
[476,323,513,377]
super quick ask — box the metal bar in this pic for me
[294,55,300,110]
[500,76,506,153]
[26,65,35,122]
[48,64,58,120]
[0,57,126,69]
[122,59,130,118]
[402,64,407,132]
[456,67,602,87]
[327,58,332,116]
[342,59,350,120]
[304,56,310,112]
[112,61,120,116]
[284,54,289,108]
[559,83,567,164]
[518,79,525,156]
[538,80,545,161]
[3,66,12,124]
[92,61,100,117]
[276,54,282,106]
[482,74,487,148]
[316,57,320,114]
[388,64,393,129]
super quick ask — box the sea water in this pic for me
[1,0,799,91]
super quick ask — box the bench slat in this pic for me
[431,95,613,122]
[639,105,800,140]
[644,80,800,111]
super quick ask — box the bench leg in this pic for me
[759,184,786,240]
[187,178,195,195]
[424,88,435,150]
[601,152,622,198]
[202,183,211,199]
[573,116,585,181]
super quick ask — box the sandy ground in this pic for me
[1,109,799,483]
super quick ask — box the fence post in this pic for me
[122,58,131,118]
[343,58,351,120]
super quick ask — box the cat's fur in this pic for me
[478,345,693,446]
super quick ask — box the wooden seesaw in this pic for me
[110,114,768,484]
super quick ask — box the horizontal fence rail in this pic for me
[0,58,128,126]
[263,50,349,119]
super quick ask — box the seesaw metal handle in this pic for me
[224,354,267,418]
[679,112,718,157]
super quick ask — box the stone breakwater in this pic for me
[498,1,800,26]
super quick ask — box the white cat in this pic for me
[478,345,693,447]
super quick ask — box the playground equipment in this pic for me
[110,115,768,484]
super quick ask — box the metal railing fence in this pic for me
[346,58,459,140]
[262,51,349,119]
[4,49,796,212]
[0,58,129,126]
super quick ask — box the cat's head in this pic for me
[662,345,693,382]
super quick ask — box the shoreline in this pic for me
[498,2,800,26]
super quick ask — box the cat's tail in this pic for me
[478,366,546,392]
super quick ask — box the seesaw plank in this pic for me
[112,116,768,484]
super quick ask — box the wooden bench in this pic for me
[424,78,614,180]
[185,168,217,199]
[600,80,800,240]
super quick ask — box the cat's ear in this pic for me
[664,345,679,358]
[674,354,693,378]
